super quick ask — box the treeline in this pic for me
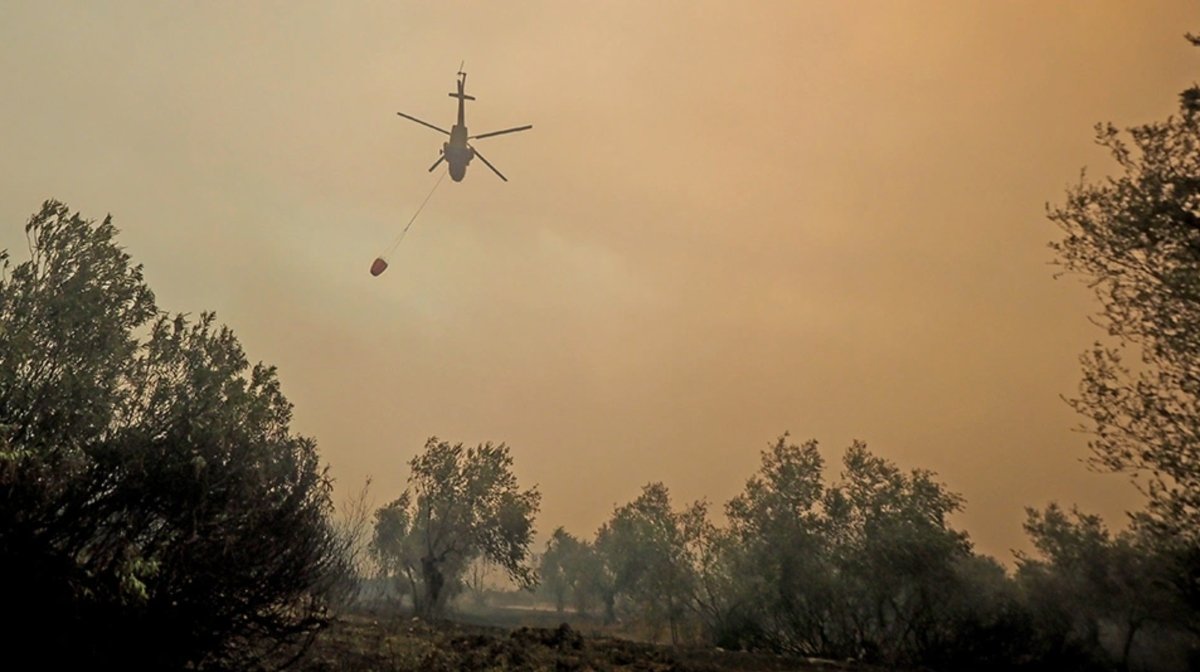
[362,431,1198,670]
[531,436,1196,670]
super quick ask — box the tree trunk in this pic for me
[1120,617,1142,671]
[420,556,445,617]
[668,593,679,645]
[402,566,420,613]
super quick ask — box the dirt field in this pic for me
[296,608,881,672]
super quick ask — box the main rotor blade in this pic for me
[428,154,446,172]
[397,112,450,135]
[470,146,508,182]
[469,124,532,140]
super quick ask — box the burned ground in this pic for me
[297,608,880,672]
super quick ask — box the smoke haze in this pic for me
[2,1,1197,560]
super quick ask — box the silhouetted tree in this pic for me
[677,498,741,645]
[1049,34,1200,622]
[725,434,831,654]
[921,554,1033,671]
[823,443,973,664]
[0,201,348,669]
[540,434,1066,668]
[371,438,540,617]
[572,534,619,623]
[371,491,422,604]
[722,435,974,665]
[1019,504,1187,670]
[540,527,588,613]
[595,482,699,643]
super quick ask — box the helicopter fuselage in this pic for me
[442,75,476,182]
[444,124,473,182]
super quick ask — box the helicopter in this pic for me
[396,67,532,182]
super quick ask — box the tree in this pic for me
[922,554,1032,671]
[594,482,699,643]
[725,434,830,654]
[677,499,742,646]
[822,442,972,664]
[371,491,423,604]
[0,201,348,669]
[722,435,974,664]
[572,535,620,623]
[1018,504,1186,669]
[540,527,587,613]
[371,438,540,617]
[1048,35,1200,588]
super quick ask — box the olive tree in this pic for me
[540,527,588,613]
[723,435,974,664]
[371,438,540,617]
[595,482,700,643]
[1018,504,1186,669]
[1049,35,1200,575]
[724,434,831,654]
[822,443,973,664]
[0,201,348,669]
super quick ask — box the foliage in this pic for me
[677,499,742,646]
[1018,504,1191,669]
[594,482,701,644]
[571,435,983,665]
[710,436,975,664]
[372,491,423,604]
[921,554,1035,671]
[559,531,619,624]
[371,437,540,617]
[0,201,348,669]
[1048,38,1200,600]
[539,527,589,613]
[823,443,972,663]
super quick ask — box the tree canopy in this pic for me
[1049,44,1200,546]
[0,201,347,669]
[372,437,540,617]
[1049,36,1200,631]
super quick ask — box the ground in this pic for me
[296,606,884,672]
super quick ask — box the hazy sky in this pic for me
[2,2,1197,561]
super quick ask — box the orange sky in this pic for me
[2,2,1197,561]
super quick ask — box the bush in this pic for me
[0,201,347,669]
